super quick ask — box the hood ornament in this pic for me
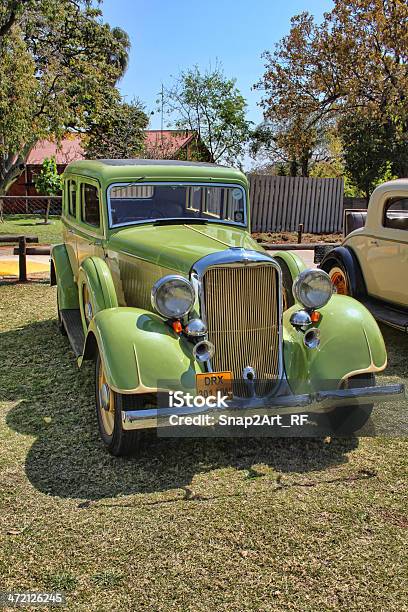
[243,366,256,381]
[243,366,256,397]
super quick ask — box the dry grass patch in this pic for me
[0,215,62,244]
[0,283,407,611]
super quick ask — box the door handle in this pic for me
[369,239,379,246]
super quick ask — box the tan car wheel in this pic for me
[82,283,93,327]
[329,265,349,295]
[97,357,115,437]
[95,353,142,456]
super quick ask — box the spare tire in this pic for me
[344,211,367,236]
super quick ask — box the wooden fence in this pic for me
[248,175,344,233]
[1,180,345,233]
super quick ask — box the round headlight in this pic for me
[292,269,334,310]
[151,275,195,319]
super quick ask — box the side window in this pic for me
[81,183,100,228]
[383,197,408,231]
[67,180,77,218]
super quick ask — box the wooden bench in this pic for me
[0,235,39,281]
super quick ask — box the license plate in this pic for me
[196,371,233,400]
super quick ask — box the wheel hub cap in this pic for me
[86,302,93,321]
[100,383,111,411]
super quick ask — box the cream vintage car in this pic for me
[321,179,408,330]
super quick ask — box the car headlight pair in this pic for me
[151,275,195,319]
[151,268,334,320]
[293,269,334,310]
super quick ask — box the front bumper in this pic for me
[121,383,405,430]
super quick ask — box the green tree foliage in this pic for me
[163,65,251,164]
[254,0,408,183]
[339,114,398,201]
[0,2,97,40]
[0,0,130,193]
[33,156,63,223]
[34,157,62,196]
[84,99,148,159]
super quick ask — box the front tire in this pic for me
[95,353,141,456]
[328,373,375,434]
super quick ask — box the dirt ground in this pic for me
[253,231,342,244]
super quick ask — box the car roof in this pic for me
[63,158,247,185]
[372,178,408,195]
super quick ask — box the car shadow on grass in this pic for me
[2,317,361,501]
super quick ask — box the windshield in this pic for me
[108,182,246,228]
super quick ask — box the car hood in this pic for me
[107,223,264,274]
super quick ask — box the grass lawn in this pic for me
[0,283,407,611]
[0,215,62,245]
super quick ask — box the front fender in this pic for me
[51,244,78,309]
[78,257,118,333]
[81,307,203,394]
[283,295,387,393]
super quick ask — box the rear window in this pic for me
[383,197,408,231]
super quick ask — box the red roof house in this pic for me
[7,130,210,196]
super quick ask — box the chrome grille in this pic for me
[203,264,280,395]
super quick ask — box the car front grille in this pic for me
[203,264,280,396]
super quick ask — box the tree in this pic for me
[0,0,94,40]
[34,156,63,223]
[0,0,130,194]
[250,119,323,177]
[339,114,397,201]
[250,118,339,177]
[1,1,38,39]
[84,99,148,159]
[162,65,251,164]
[254,0,408,178]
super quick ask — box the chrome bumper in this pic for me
[121,383,405,430]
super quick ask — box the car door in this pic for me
[76,179,105,267]
[360,195,408,306]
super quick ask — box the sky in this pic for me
[101,0,333,161]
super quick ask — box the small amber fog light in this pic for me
[172,321,183,334]
[310,311,321,323]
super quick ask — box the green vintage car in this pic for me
[51,159,402,455]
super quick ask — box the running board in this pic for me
[361,297,408,332]
[60,309,85,357]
